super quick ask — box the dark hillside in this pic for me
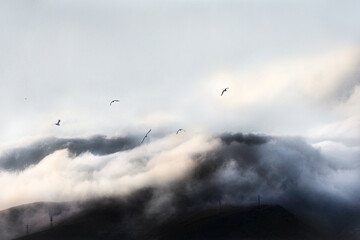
[16,202,321,240]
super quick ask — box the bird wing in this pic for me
[141,129,151,144]
[110,100,119,106]
[221,88,229,96]
[177,129,185,134]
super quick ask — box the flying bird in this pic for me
[221,88,229,96]
[110,100,119,106]
[54,120,60,126]
[140,129,151,144]
[176,129,185,134]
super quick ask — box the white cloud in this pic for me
[0,133,218,210]
[307,116,360,140]
[205,46,359,109]
[196,45,360,137]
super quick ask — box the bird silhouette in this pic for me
[221,88,229,96]
[140,129,151,144]
[176,129,185,134]
[110,100,119,106]
[54,120,60,126]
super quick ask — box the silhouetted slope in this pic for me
[16,203,321,240]
[0,202,76,240]
[146,205,320,240]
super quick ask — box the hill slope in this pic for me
[16,203,321,240]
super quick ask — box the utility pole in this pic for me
[218,198,222,214]
[26,224,29,235]
[50,215,53,228]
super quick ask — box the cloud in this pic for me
[205,45,360,109]
[307,116,360,140]
[1,1,359,144]
[0,133,218,210]
[219,132,271,145]
[195,45,360,137]
[0,135,137,171]
[0,132,359,239]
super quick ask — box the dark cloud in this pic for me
[1,132,360,239]
[132,133,359,237]
[0,135,137,171]
[187,135,360,236]
[219,132,271,145]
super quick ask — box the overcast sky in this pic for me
[0,0,359,144]
[1,3,360,235]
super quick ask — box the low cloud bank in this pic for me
[0,135,137,171]
[0,132,359,239]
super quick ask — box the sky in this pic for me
[0,1,359,238]
[0,0,359,143]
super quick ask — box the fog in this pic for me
[0,1,359,239]
[0,132,359,238]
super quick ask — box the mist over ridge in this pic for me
[0,132,359,239]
